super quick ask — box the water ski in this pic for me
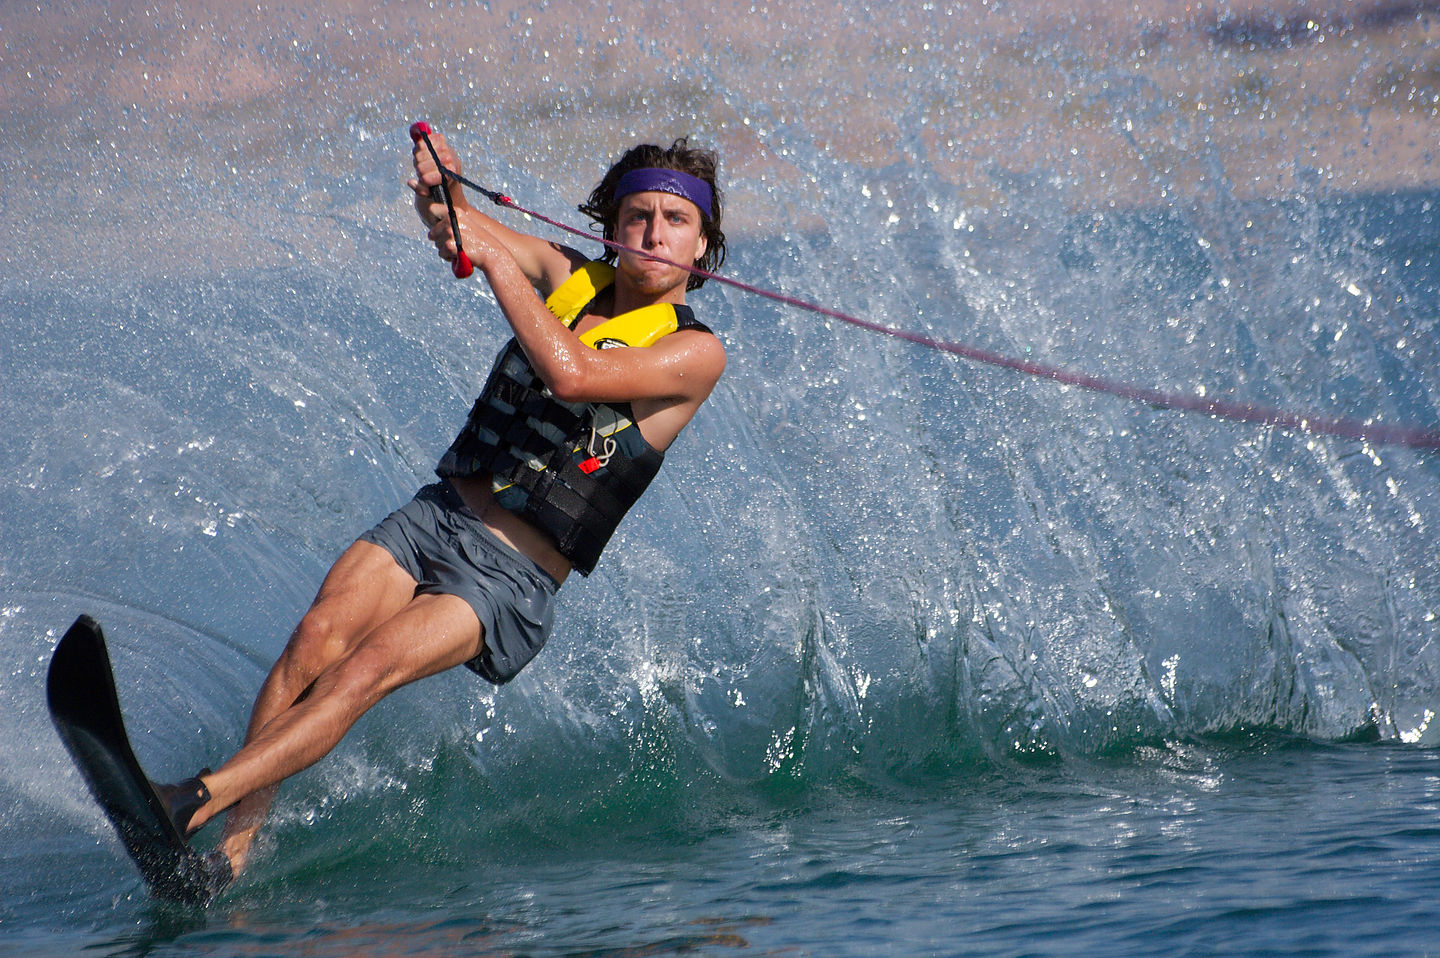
[46,615,228,905]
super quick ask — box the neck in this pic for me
[611,271,688,317]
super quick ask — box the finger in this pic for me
[411,145,441,183]
[426,134,462,181]
[428,218,453,242]
[413,164,443,192]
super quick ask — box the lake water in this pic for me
[3,2,1439,955]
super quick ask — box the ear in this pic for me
[693,230,708,263]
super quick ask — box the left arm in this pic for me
[465,228,727,408]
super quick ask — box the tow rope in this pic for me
[409,122,1440,452]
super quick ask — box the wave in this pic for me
[5,195,1438,825]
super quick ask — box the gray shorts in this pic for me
[358,481,559,684]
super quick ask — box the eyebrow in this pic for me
[621,195,698,216]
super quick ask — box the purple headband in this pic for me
[613,167,714,219]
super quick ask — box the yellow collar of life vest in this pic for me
[544,261,688,348]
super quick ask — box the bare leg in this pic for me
[194,591,482,824]
[205,540,417,871]
[195,540,483,874]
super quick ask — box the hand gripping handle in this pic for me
[409,121,473,278]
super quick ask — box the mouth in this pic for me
[620,247,685,281]
[630,252,680,276]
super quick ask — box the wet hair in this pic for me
[578,138,727,291]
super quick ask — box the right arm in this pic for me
[408,129,584,297]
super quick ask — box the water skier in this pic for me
[156,127,728,892]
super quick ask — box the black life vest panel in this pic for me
[436,261,711,576]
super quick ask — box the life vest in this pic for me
[436,261,711,576]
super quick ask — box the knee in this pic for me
[318,644,398,713]
[276,608,352,692]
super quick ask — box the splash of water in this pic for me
[3,7,1439,860]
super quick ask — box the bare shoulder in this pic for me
[666,324,727,394]
[534,243,592,297]
[629,327,727,449]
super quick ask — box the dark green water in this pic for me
[8,736,1440,956]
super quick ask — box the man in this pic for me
[157,128,728,889]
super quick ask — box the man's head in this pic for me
[580,138,727,290]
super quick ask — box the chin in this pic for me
[626,264,687,297]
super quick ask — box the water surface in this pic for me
[3,2,1439,954]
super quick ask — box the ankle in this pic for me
[155,769,213,836]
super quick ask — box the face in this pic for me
[612,191,709,297]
